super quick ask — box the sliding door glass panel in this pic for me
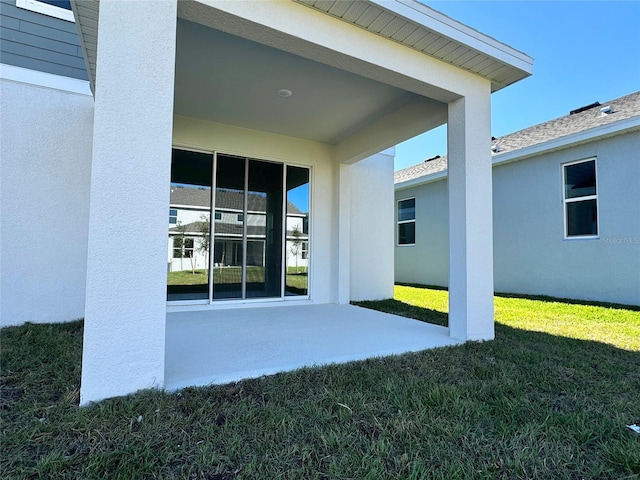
[246,160,283,298]
[167,149,212,301]
[285,166,310,296]
[213,154,245,300]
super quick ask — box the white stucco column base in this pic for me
[337,163,351,305]
[447,86,495,341]
[80,1,177,405]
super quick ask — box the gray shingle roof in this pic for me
[394,155,447,184]
[395,91,640,184]
[492,91,640,155]
[170,186,303,214]
[171,221,266,237]
[170,186,212,207]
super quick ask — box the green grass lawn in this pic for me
[2,286,639,479]
[168,268,308,292]
[167,269,209,285]
[357,284,640,350]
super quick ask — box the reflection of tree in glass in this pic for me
[290,224,303,273]
[174,221,187,272]
[198,214,210,275]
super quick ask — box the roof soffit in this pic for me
[295,0,533,92]
[70,0,98,88]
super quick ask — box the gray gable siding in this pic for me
[0,0,87,80]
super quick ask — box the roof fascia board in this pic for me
[395,170,447,190]
[375,0,533,73]
[395,115,640,190]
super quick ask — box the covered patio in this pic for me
[165,304,461,391]
[72,0,532,405]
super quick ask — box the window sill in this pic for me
[563,235,599,241]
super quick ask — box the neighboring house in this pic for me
[1,0,532,404]
[395,92,640,306]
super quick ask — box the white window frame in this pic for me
[16,0,75,22]
[397,197,416,246]
[562,157,599,240]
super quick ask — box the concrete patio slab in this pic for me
[165,304,461,391]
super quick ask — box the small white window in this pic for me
[397,198,415,245]
[563,158,598,238]
[16,0,75,22]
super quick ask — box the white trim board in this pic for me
[0,63,91,96]
[381,0,533,70]
[16,0,75,22]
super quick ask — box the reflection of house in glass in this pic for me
[168,184,309,296]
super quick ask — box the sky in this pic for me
[394,1,640,171]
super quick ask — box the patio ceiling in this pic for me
[174,19,428,145]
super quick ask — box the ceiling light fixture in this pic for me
[277,88,293,98]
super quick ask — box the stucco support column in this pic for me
[349,149,395,301]
[337,163,351,304]
[447,85,494,341]
[80,1,177,404]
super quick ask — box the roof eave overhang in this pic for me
[296,0,533,92]
[70,0,97,92]
[72,0,532,95]
[395,170,447,190]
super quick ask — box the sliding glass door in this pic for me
[212,154,245,300]
[167,150,212,302]
[246,159,283,298]
[167,149,309,303]
[285,166,310,296]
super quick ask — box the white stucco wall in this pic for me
[350,149,395,301]
[0,70,94,327]
[395,130,640,305]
